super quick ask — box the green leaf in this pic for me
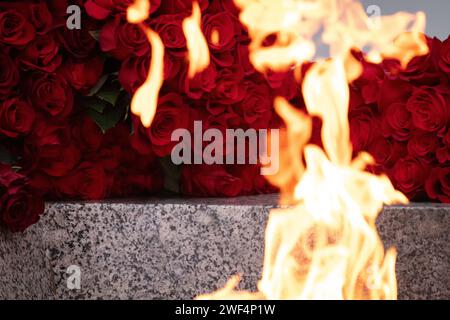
[80,96,109,113]
[88,74,108,97]
[91,77,122,106]
[159,156,182,194]
[86,99,124,133]
[116,91,132,121]
[89,30,101,41]
[0,145,16,165]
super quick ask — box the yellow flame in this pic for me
[127,0,164,128]
[182,2,211,78]
[232,0,427,73]
[126,0,428,300]
[197,0,426,300]
[211,29,220,46]
[127,0,212,127]
[127,0,150,24]
[131,26,164,128]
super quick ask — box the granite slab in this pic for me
[0,195,448,300]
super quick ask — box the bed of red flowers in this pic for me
[0,0,449,232]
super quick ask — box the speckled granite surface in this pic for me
[0,195,448,300]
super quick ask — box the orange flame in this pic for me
[182,2,211,78]
[126,0,428,300]
[127,0,164,128]
[127,0,150,23]
[211,29,220,46]
[128,0,211,127]
[197,0,427,300]
[131,26,164,128]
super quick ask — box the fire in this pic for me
[127,0,164,128]
[127,0,150,23]
[182,2,211,78]
[127,0,428,299]
[197,0,427,300]
[127,0,210,127]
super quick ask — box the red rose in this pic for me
[382,102,412,141]
[438,36,450,75]
[203,12,238,52]
[437,129,450,164]
[130,117,155,156]
[101,123,163,197]
[234,81,272,129]
[85,0,161,19]
[0,164,44,233]
[349,106,379,152]
[28,73,73,118]
[58,21,98,59]
[208,0,240,17]
[98,123,132,170]
[108,154,163,198]
[29,1,53,35]
[85,0,120,19]
[391,157,429,199]
[147,93,190,157]
[236,43,255,76]
[368,138,405,169]
[0,8,35,46]
[361,81,380,105]
[348,86,364,111]
[152,14,186,52]
[377,79,412,112]
[181,164,243,197]
[98,145,122,171]
[119,54,181,93]
[0,97,35,138]
[163,54,182,80]
[425,167,450,203]
[228,164,277,195]
[227,164,257,195]
[180,63,217,99]
[20,34,62,72]
[61,56,104,93]
[406,87,448,133]
[100,16,150,60]
[56,162,107,200]
[27,123,80,177]
[160,0,208,14]
[264,70,298,100]
[71,115,103,153]
[0,50,19,98]
[110,171,163,198]
[46,0,71,27]
[119,56,149,93]
[399,37,441,85]
[353,57,384,105]
[27,170,54,198]
[212,67,246,104]
[407,133,440,161]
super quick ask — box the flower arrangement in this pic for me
[0,0,449,232]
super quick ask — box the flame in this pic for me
[130,25,164,128]
[233,0,427,73]
[128,0,211,127]
[127,0,150,23]
[197,0,427,300]
[211,28,220,46]
[182,2,211,78]
[126,0,427,300]
[127,0,164,128]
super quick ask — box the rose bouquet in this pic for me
[0,0,449,233]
